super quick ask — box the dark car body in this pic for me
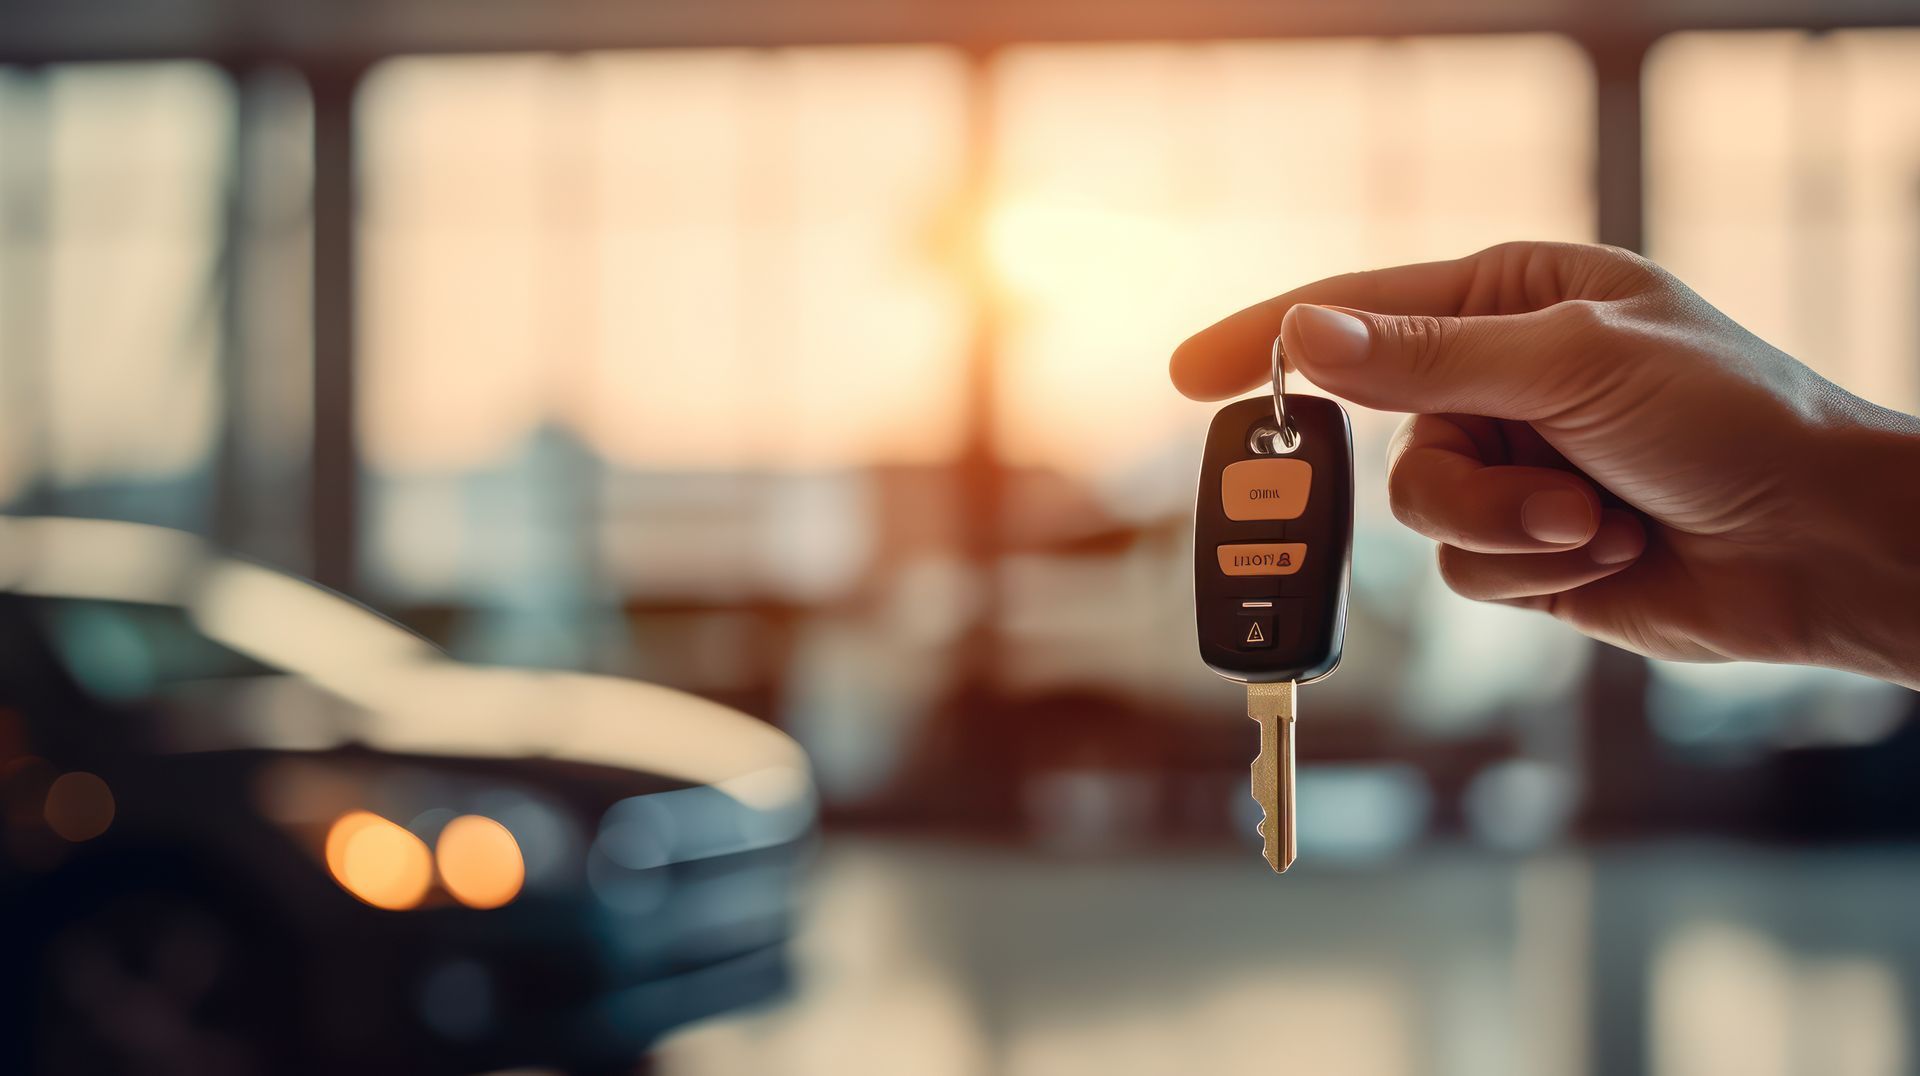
[0,516,816,1075]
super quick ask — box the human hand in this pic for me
[1171,242,1920,688]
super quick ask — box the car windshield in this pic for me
[31,598,279,700]
[0,518,439,710]
[1,518,439,702]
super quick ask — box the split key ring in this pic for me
[1254,333,1302,454]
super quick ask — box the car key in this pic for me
[1192,337,1353,873]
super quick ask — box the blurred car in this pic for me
[0,516,817,1076]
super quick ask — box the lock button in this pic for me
[1216,543,1308,577]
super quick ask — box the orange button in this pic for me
[1221,459,1312,521]
[1217,543,1308,576]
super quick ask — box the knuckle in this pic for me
[1433,545,1484,600]
[1594,243,1660,279]
[1384,462,1425,529]
[1545,299,1637,373]
[1543,299,1646,405]
[1385,439,1477,546]
[1580,244,1665,297]
[1390,314,1455,378]
[1382,415,1421,477]
[1549,298,1612,335]
[1471,239,1543,267]
[1478,240,1542,276]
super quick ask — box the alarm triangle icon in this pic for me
[1245,622,1265,644]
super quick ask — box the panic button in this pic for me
[1217,543,1308,576]
[1221,459,1312,521]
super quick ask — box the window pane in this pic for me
[1648,29,1920,415]
[8,63,231,525]
[358,55,557,473]
[585,48,969,471]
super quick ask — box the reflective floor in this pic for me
[657,836,1920,1076]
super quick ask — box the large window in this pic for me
[348,37,1604,759]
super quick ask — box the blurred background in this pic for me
[6,0,1920,1073]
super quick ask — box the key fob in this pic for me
[1193,394,1353,684]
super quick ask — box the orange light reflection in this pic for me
[325,810,434,910]
[43,771,114,842]
[436,814,526,909]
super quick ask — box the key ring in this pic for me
[1264,334,1301,452]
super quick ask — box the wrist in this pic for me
[1808,416,1920,688]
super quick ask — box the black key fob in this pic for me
[1193,393,1353,684]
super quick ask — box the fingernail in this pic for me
[1284,305,1371,367]
[1520,490,1594,544]
[1588,518,1646,565]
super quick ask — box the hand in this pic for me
[1171,241,1920,688]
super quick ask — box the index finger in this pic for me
[1170,255,1477,401]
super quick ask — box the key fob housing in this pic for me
[1194,394,1353,684]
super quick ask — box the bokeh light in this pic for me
[435,814,526,909]
[42,770,114,842]
[325,809,434,910]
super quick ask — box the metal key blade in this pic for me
[1246,681,1297,873]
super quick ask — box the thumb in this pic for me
[1281,302,1600,420]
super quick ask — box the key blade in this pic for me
[1246,681,1297,873]
[1251,715,1296,873]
